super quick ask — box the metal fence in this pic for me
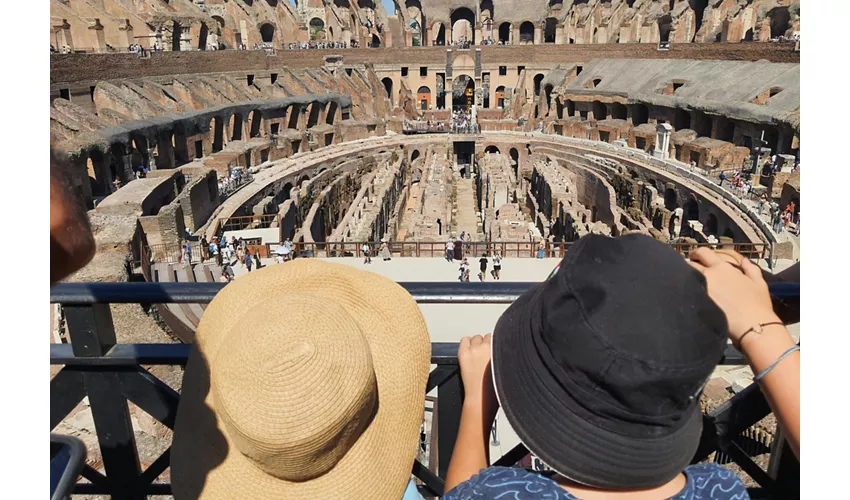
[50,282,798,498]
[277,241,770,260]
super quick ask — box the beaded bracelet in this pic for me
[735,321,784,349]
[754,345,800,383]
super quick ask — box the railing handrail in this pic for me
[49,281,798,305]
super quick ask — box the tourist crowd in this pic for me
[450,109,478,134]
[218,168,251,198]
[286,40,356,50]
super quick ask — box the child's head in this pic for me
[491,234,727,489]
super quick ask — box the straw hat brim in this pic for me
[171,260,431,499]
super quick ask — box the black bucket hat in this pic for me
[492,234,728,489]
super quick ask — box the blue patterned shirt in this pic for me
[442,464,748,499]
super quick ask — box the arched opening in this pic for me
[409,20,422,46]
[381,77,394,102]
[198,24,209,50]
[307,103,323,128]
[556,98,564,119]
[664,188,678,211]
[591,101,607,120]
[631,103,649,125]
[298,175,310,187]
[260,23,275,44]
[231,114,243,141]
[450,8,475,45]
[658,15,673,43]
[250,110,262,138]
[172,21,182,51]
[480,0,493,21]
[566,99,575,117]
[509,148,519,179]
[533,74,545,97]
[689,0,708,36]
[609,102,627,120]
[495,85,506,108]
[544,18,557,43]
[684,198,700,222]
[705,213,718,235]
[326,101,338,125]
[485,145,500,155]
[452,75,475,110]
[674,108,691,130]
[371,34,381,47]
[543,84,553,109]
[417,86,431,110]
[768,7,791,38]
[519,22,535,43]
[411,150,421,161]
[280,182,293,203]
[212,116,224,152]
[309,18,325,41]
[498,23,511,43]
[723,227,735,240]
[434,23,446,45]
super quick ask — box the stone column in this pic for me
[146,147,157,171]
[118,154,134,184]
[157,134,176,169]
[655,123,673,159]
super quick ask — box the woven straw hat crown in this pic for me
[212,295,378,482]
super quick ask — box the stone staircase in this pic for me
[149,262,223,342]
[453,176,482,240]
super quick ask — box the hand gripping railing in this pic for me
[50,282,799,498]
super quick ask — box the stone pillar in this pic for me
[655,123,673,159]
[673,207,684,239]
[534,24,543,45]
[146,147,157,171]
[158,134,176,169]
[118,154,134,184]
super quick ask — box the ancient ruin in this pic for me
[49,0,801,493]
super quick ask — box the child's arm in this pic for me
[444,335,500,493]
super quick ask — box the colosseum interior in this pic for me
[50,0,801,493]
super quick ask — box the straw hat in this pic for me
[172,260,431,499]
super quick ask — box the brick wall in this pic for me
[50,44,799,86]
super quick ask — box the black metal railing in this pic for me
[50,282,800,499]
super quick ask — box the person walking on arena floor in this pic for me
[362,242,372,264]
[491,252,502,280]
[446,238,455,262]
[478,253,488,282]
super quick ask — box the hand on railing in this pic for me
[688,248,799,459]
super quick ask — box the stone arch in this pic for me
[480,0,493,20]
[280,182,293,202]
[609,102,627,120]
[250,110,263,138]
[326,101,338,125]
[411,149,421,161]
[381,77,394,102]
[198,23,209,50]
[509,147,519,179]
[664,187,678,211]
[433,22,446,45]
[307,102,323,128]
[543,84,553,109]
[172,21,182,51]
[309,18,325,41]
[212,116,225,152]
[544,18,557,43]
[260,23,275,44]
[498,22,511,43]
[298,175,310,187]
[565,99,575,117]
[658,15,673,43]
[495,85,506,108]
[371,34,381,47]
[533,73,545,97]
[519,21,535,43]
[768,6,791,39]
[417,86,431,110]
[684,197,700,222]
[631,103,649,125]
[556,97,564,119]
[452,74,475,110]
[230,113,245,141]
[705,212,718,235]
[674,108,691,130]
[450,8,475,44]
[485,145,500,155]
[591,101,607,120]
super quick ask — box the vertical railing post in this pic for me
[767,429,799,499]
[64,304,142,499]
[437,370,463,479]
